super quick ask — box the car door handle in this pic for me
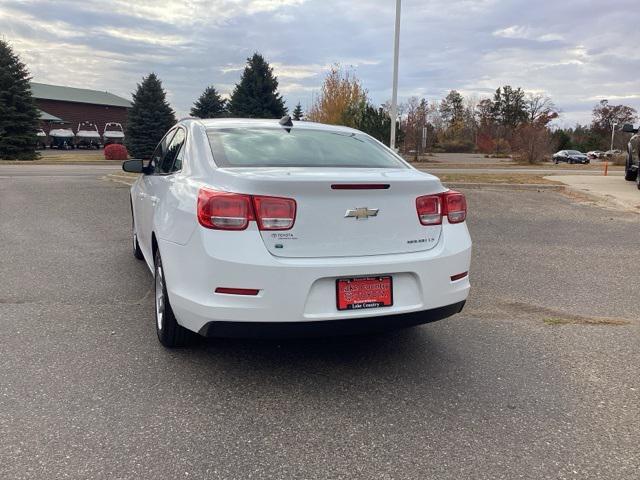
[150,197,159,206]
[138,192,146,199]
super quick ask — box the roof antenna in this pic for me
[279,115,293,132]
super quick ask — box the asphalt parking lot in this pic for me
[1,166,639,479]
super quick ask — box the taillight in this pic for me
[252,195,296,230]
[416,191,467,225]
[442,191,467,223]
[197,189,253,230]
[416,195,442,225]
[197,188,296,231]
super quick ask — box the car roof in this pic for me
[180,117,363,134]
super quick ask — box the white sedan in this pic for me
[124,117,472,347]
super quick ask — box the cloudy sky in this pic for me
[1,0,639,126]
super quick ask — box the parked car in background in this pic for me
[552,150,590,164]
[605,149,623,157]
[622,123,639,188]
[123,117,472,347]
[586,150,604,159]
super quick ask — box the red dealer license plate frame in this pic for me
[336,276,393,311]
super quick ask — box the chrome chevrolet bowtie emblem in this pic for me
[344,207,379,220]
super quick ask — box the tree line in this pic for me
[397,88,637,162]
[289,65,638,163]
[1,37,638,162]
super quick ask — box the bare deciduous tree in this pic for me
[525,93,558,126]
[401,97,428,158]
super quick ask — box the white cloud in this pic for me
[96,27,188,46]
[493,25,563,42]
[271,63,328,80]
[493,25,531,40]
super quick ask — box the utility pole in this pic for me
[389,0,401,150]
[610,122,618,151]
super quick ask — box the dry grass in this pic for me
[420,163,516,169]
[1,150,120,164]
[435,173,563,185]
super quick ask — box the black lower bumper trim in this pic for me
[197,301,466,338]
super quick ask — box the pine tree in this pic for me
[292,102,303,121]
[190,86,227,118]
[125,73,176,159]
[0,40,39,160]
[228,53,287,118]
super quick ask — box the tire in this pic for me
[624,153,638,181]
[554,158,559,164]
[154,249,191,348]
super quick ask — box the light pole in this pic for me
[389,0,401,150]
[610,122,618,151]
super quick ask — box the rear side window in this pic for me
[150,130,176,172]
[161,128,186,173]
[206,128,407,168]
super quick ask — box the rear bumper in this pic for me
[198,301,466,338]
[158,221,471,334]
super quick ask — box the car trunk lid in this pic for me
[216,167,446,258]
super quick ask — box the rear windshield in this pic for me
[206,128,407,168]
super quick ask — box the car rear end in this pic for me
[159,121,471,336]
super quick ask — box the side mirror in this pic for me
[622,123,638,133]
[122,159,145,173]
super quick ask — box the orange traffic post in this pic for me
[603,161,608,176]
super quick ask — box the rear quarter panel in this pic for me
[155,176,200,246]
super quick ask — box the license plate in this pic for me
[336,276,393,311]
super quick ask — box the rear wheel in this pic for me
[154,249,191,348]
[625,152,638,181]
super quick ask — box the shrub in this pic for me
[511,124,552,164]
[476,133,495,154]
[494,138,511,155]
[609,153,627,166]
[104,144,128,160]
[439,139,475,153]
